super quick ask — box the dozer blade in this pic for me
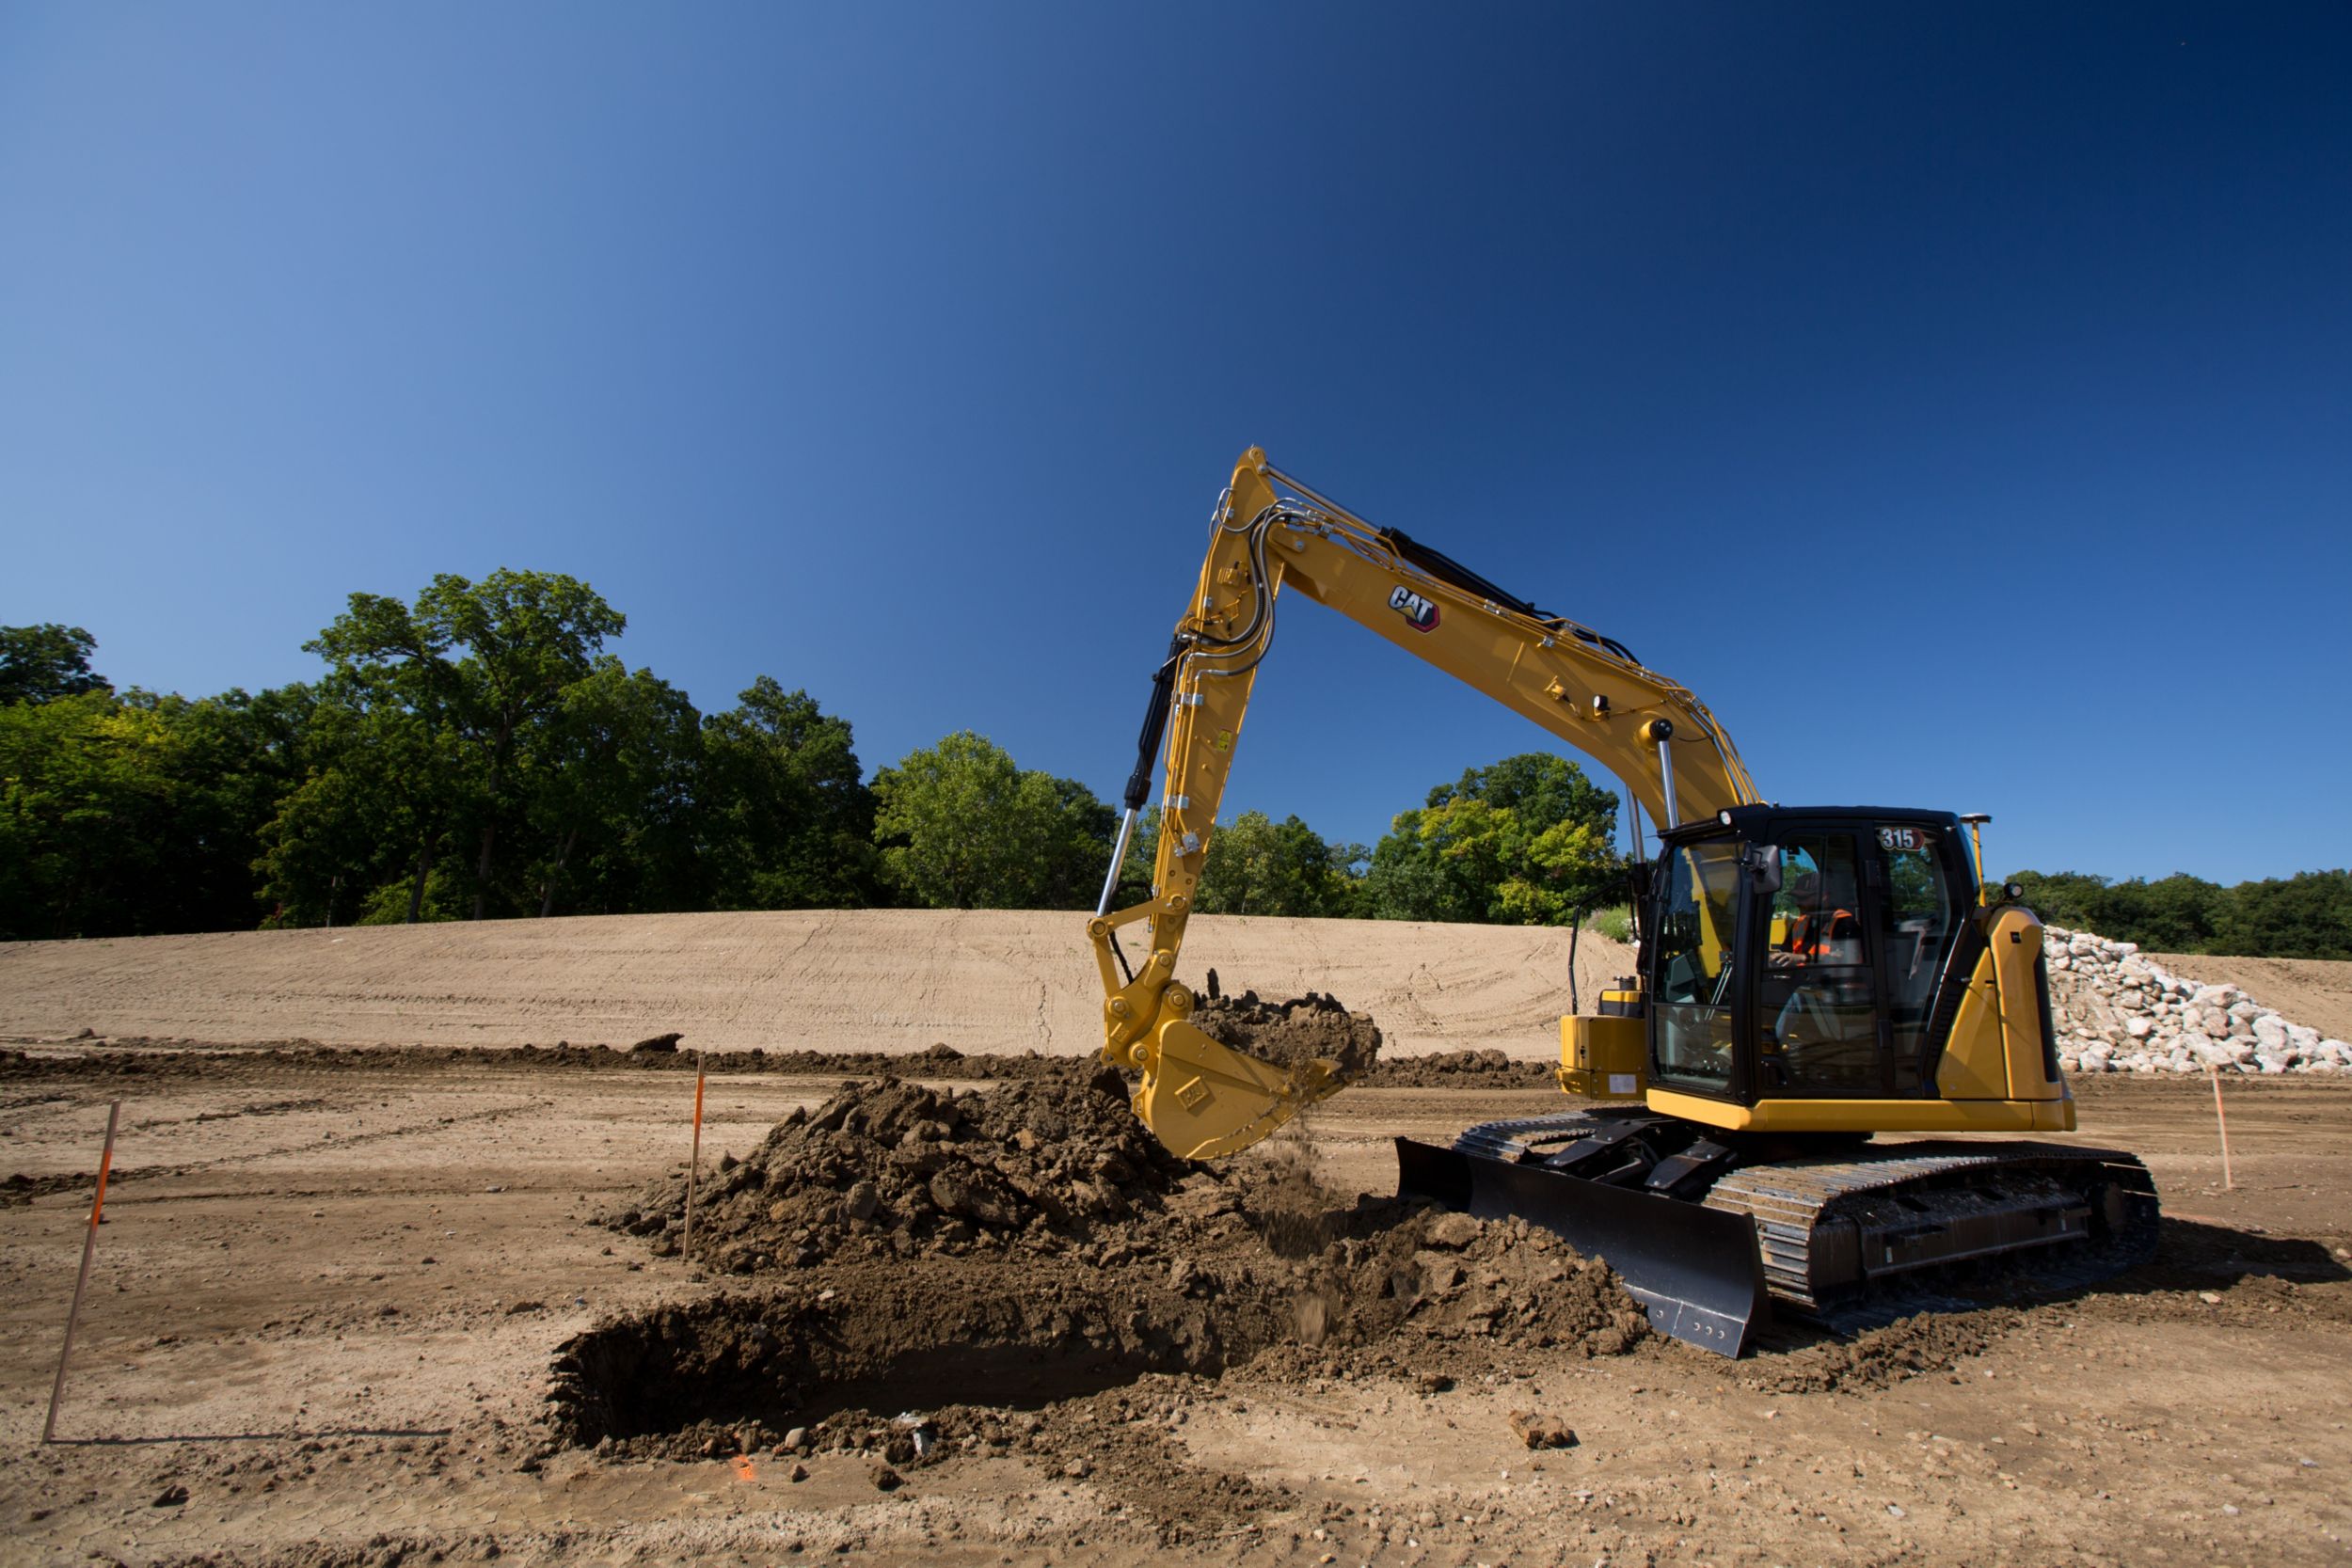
[1130,1018,1344,1161]
[1396,1137,1769,1357]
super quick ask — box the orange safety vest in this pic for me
[1783,908,1860,962]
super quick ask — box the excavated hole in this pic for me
[548,1264,1295,1447]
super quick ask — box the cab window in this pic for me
[1756,831,1879,1094]
[1651,839,1743,1095]
[1877,823,1958,1091]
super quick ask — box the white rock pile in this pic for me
[2044,926,2350,1076]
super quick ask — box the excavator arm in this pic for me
[1091,449,1761,1159]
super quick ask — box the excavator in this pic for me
[1086,450,2157,1356]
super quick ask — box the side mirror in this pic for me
[1740,843,1783,894]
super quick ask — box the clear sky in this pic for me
[4,4,2346,884]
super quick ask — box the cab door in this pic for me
[1754,827,1888,1096]
[1647,836,1749,1101]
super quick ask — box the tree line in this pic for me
[2004,868,2352,962]
[10,584,2342,958]
[0,577,1628,942]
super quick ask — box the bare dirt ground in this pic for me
[0,911,1630,1059]
[3,1037,2349,1568]
[2149,953,2352,1043]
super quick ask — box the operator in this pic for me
[1768,869,1862,970]
[1769,867,1870,1067]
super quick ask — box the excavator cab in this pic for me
[1643,806,1979,1109]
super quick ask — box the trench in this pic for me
[548,1265,1296,1447]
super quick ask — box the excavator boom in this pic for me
[1090,450,1756,1159]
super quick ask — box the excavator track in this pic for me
[1403,1110,2159,1354]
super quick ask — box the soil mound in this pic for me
[567,1073,1651,1500]
[606,1069,1193,1273]
[1191,990,1382,1078]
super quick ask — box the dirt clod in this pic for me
[1508,1411,1577,1449]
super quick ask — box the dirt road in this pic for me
[4,1040,2347,1568]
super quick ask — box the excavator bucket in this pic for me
[1130,1018,1345,1161]
[1395,1137,1770,1356]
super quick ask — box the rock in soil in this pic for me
[1508,1410,1577,1449]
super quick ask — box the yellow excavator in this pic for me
[1087,450,2156,1355]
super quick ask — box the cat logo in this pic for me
[1388,584,1441,633]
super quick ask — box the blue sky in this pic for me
[3,3,2346,884]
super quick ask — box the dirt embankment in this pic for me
[0,907,1634,1058]
[2150,952,2352,1043]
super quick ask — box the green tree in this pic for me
[416,571,627,918]
[1362,753,1624,925]
[1187,810,1363,917]
[2213,871,2352,960]
[296,571,625,921]
[0,624,112,705]
[293,591,469,924]
[871,732,1113,910]
[0,684,313,938]
[700,677,878,910]
[523,659,704,916]
[0,691,171,938]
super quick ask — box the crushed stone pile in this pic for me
[1190,989,1383,1078]
[2046,927,2350,1075]
[607,1068,1195,1272]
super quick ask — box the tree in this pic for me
[296,571,625,921]
[522,659,704,917]
[871,732,1113,910]
[0,691,170,939]
[1184,810,1359,917]
[294,591,469,924]
[700,677,878,910]
[2217,871,2352,960]
[415,571,627,918]
[0,624,112,705]
[0,684,316,939]
[0,620,111,709]
[1362,752,1624,925]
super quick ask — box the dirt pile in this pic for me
[1191,990,1383,1078]
[607,1069,1194,1273]
[564,1072,1650,1483]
